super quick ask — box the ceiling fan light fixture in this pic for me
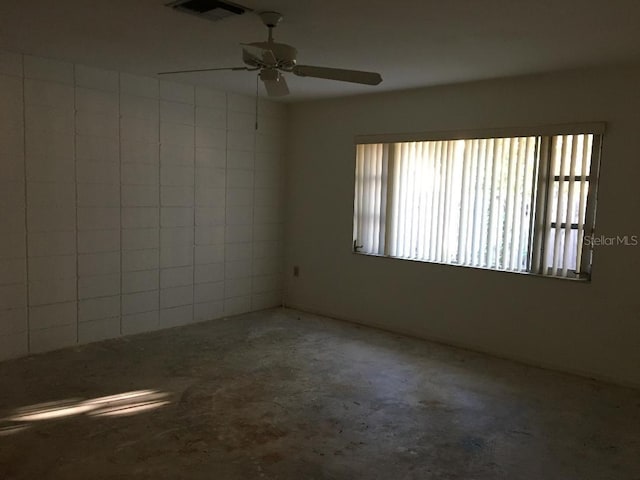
[259,68,279,82]
[260,69,289,97]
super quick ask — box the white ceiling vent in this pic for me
[167,0,251,22]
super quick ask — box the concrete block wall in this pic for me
[0,52,285,360]
[0,52,27,358]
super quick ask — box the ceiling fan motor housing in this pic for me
[242,42,298,69]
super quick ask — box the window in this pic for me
[352,125,603,280]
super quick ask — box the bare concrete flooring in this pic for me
[1,308,639,479]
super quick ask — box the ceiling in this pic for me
[1,0,639,101]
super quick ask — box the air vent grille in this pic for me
[167,0,251,22]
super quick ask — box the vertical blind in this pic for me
[353,143,388,255]
[353,133,599,279]
[533,134,595,277]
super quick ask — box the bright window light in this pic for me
[353,128,602,279]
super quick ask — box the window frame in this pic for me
[352,123,605,281]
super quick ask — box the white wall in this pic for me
[0,51,285,360]
[285,65,640,388]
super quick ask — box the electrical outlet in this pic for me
[293,265,300,277]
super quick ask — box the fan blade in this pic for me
[292,65,382,85]
[158,66,249,75]
[241,44,277,66]
[260,71,289,97]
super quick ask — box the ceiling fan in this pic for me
[158,11,383,97]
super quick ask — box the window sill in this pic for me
[352,251,591,283]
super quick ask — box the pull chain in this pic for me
[255,73,259,131]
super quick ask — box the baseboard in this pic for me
[282,302,640,391]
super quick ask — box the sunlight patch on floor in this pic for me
[0,389,171,433]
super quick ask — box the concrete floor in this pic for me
[0,308,639,479]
